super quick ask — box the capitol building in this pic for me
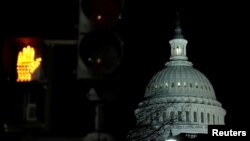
[128,21,226,141]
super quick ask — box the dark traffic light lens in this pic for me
[81,0,121,28]
[79,30,123,77]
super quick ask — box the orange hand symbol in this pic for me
[16,45,42,82]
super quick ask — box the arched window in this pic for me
[165,82,168,87]
[176,46,182,55]
[195,83,198,88]
[183,82,187,88]
[155,113,160,122]
[201,112,204,123]
[177,82,181,87]
[170,111,175,121]
[163,112,167,122]
[178,111,182,121]
[194,112,197,122]
[186,111,190,122]
[207,113,210,124]
[213,114,215,124]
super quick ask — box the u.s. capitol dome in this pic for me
[128,21,226,141]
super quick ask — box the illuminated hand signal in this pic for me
[16,45,42,82]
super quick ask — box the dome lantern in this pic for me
[169,14,188,61]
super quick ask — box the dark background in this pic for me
[0,0,249,140]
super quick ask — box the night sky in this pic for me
[126,0,250,128]
[0,0,249,139]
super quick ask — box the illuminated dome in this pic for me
[128,18,226,141]
[145,62,218,103]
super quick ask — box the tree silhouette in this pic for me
[127,98,190,141]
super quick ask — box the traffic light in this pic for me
[77,0,124,79]
[2,37,46,82]
[81,0,122,28]
[1,37,48,131]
